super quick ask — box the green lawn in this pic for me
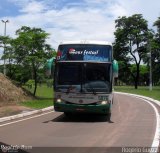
[25,84,53,99]
[22,84,160,109]
[22,84,53,109]
[22,99,53,109]
[114,86,160,101]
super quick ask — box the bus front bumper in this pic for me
[54,102,111,115]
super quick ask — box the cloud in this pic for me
[8,0,49,14]
[117,0,160,27]
[2,0,123,49]
[1,0,160,52]
[43,8,116,48]
[8,0,31,7]
[20,1,48,14]
[43,1,128,48]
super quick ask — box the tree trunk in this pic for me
[134,79,138,89]
[134,64,140,89]
[33,73,37,96]
[33,65,37,96]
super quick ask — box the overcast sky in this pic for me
[0,0,160,52]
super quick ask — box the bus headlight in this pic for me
[57,98,62,103]
[97,101,109,105]
[101,101,107,105]
[55,95,62,103]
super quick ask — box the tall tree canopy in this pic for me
[152,17,160,84]
[0,35,13,76]
[114,14,150,89]
[12,26,51,95]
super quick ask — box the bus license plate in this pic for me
[76,108,85,111]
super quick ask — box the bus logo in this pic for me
[69,48,83,55]
[56,51,62,60]
[69,48,76,53]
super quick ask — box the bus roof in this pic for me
[59,40,112,46]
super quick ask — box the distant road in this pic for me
[0,93,159,153]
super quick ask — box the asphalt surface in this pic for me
[0,93,159,153]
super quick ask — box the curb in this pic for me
[0,106,54,123]
[114,92,160,107]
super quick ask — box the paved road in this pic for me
[0,93,159,153]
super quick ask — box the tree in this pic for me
[113,41,131,85]
[0,35,13,75]
[114,14,150,89]
[152,17,160,85]
[12,26,51,95]
[130,64,148,85]
[0,35,6,48]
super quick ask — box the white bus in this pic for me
[47,40,118,118]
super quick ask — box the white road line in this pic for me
[116,92,160,153]
[0,111,54,127]
[138,98,160,147]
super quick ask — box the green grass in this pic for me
[22,100,53,109]
[22,84,160,109]
[22,84,53,109]
[114,86,160,101]
[25,84,53,98]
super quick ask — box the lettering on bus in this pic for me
[56,44,111,62]
[69,48,99,55]
[69,96,94,99]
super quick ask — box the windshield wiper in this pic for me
[90,86,97,95]
[66,85,74,94]
[85,83,97,95]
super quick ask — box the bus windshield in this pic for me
[57,44,112,62]
[55,62,112,93]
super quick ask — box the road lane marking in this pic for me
[116,92,160,153]
[137,98,160,148]
[0,111,54,127]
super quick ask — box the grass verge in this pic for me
[22,99,53,109]
[114,86,160,101]
[22,85,160,109]
[22,84,53,109]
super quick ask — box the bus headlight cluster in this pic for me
[101,101,108,105]
[56,95,62,103]
[96,100,111,105]
[57,98,62,103]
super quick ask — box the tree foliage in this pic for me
[152,17,160,85]
[1,15,160,95]
[11,26,52,95]
[114,14,150,88]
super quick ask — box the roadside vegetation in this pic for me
[22,85,160,109]
[1,13,160,111]
[22,84,53,109]
[114,15,160,89]
[114,86,160,101]
[22,99,53,109]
